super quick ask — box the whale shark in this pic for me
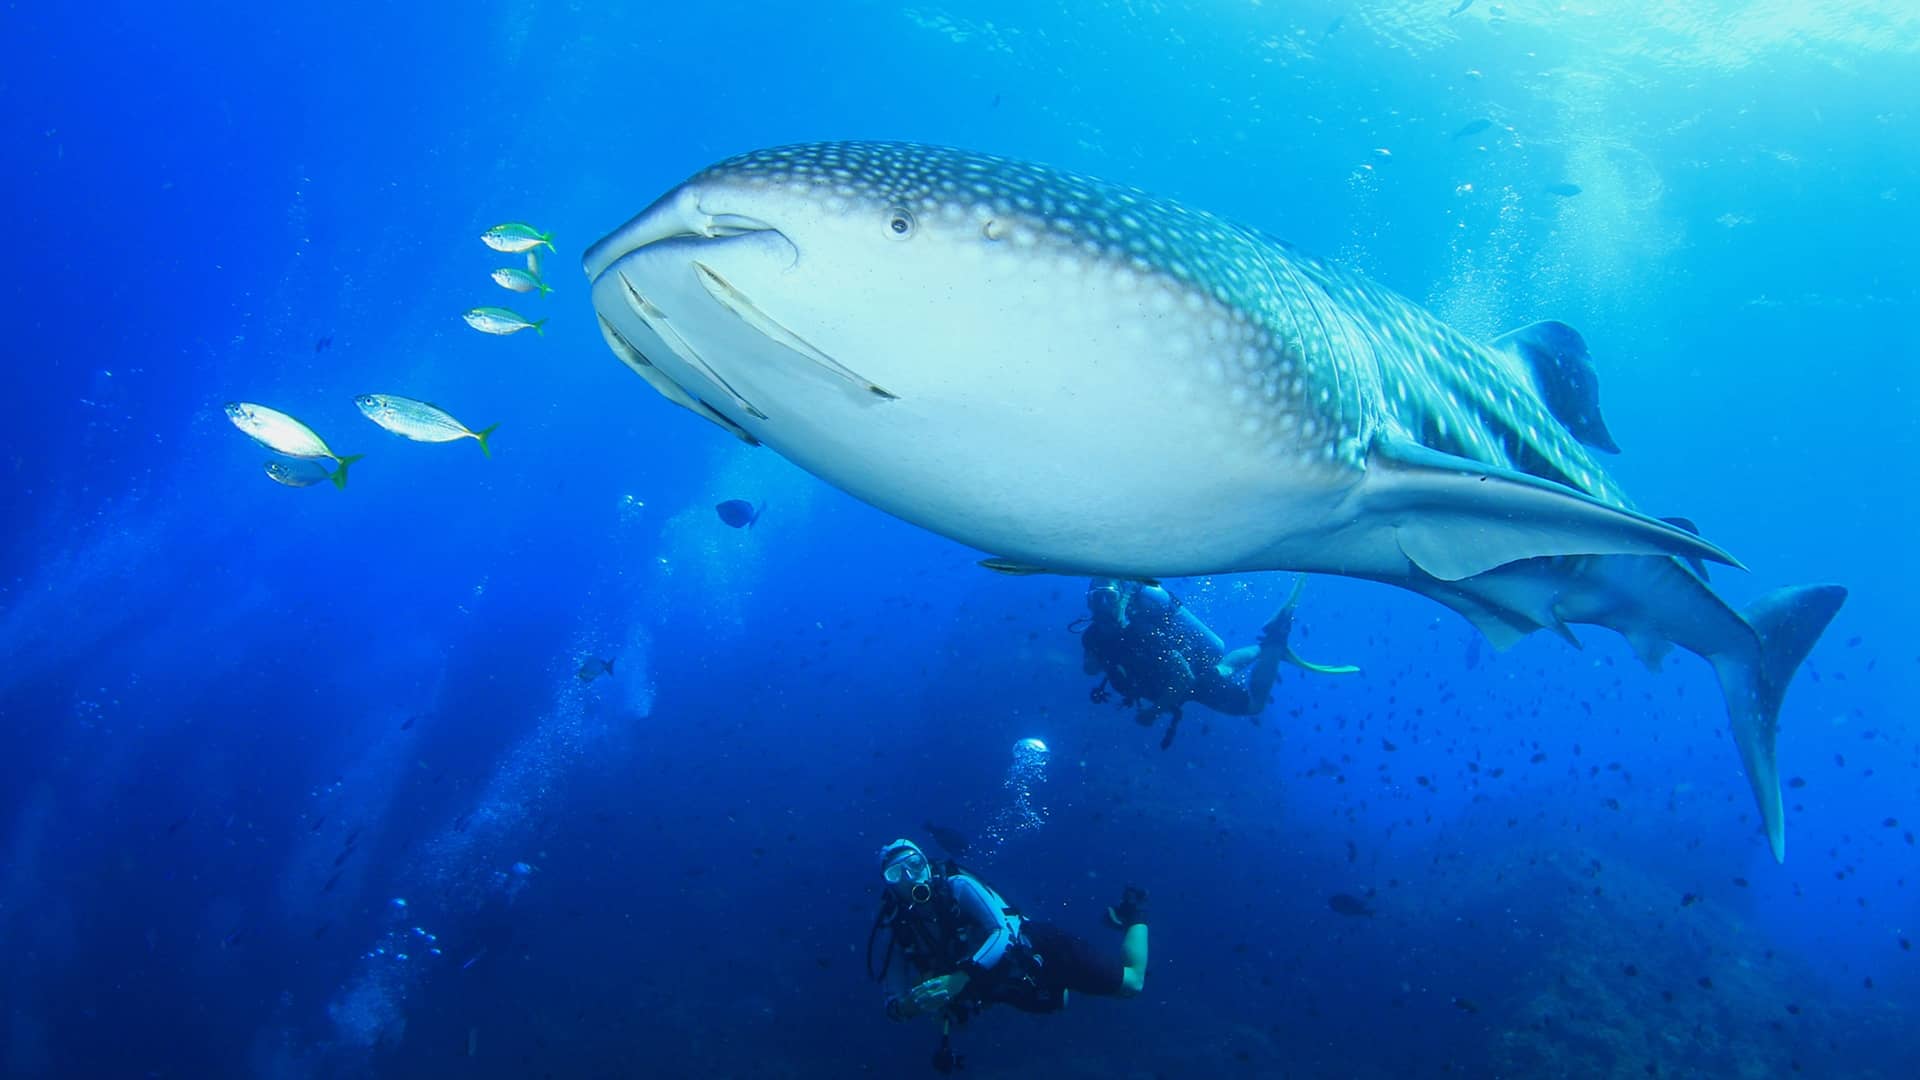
[583,141,1844,861]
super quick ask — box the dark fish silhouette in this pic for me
[1545,182,1583,197]
[1328,893,1374,917]
[577,657,615,683]
[315,335,333,353]
[1449,0,1474,14]
[715,499,764,528]
[309,815,327,833]
[400,714,416,731]
[923,821,972,857]
[1452,118,1493,139]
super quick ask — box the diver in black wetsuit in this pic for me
[1079,576,1358,748]
[866,839,1149,1071]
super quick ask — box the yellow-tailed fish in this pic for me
[463,307,545,336]
[224,402,363,488]
[490,267,551,295]
[264,459,334,488]
[354,394,498,457]
[480,222,554,254]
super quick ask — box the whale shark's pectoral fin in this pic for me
[1366,439,1744,581]
[981,558,1052,576]
[692,260,898,401]
[980,558,1160,587]
[1659,516,1712,581]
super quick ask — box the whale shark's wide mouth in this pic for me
[582,193,782,281]
[586,192,899,427]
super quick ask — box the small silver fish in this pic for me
[264,459,334,488]
[355,394,497,456]
[226,402,363,487]
[490,267,551,295]
[226,401,337,458]
[480,222,554,254]
[463,307,545,336]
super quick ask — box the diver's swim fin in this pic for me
[1263,576,1361,675]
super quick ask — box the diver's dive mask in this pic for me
[1088,579,1130,627]
[881,841,933,902]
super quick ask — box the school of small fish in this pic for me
[224,221,550,488]
[467,223,553,336]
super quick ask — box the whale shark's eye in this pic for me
[886,208,916,238]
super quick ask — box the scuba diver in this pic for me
[1077,575,1359,749]
[866,838,1149,1072]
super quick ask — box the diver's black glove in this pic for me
[1106,885,1150,929]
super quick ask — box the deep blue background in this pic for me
[2,2,1914,1077]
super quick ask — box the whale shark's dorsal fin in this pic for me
[1492,320,1620,454]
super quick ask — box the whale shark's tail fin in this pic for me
[1710,584,1847,864]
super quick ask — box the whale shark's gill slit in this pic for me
[596,314,758,445]
[617,271,668,322]
[691,260,899,401]
[616,269,768,420]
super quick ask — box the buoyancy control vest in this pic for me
[866,863,1029,991]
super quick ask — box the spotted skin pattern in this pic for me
[689,141,1619,504]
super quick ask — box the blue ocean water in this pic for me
[3,1,1915,1076]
